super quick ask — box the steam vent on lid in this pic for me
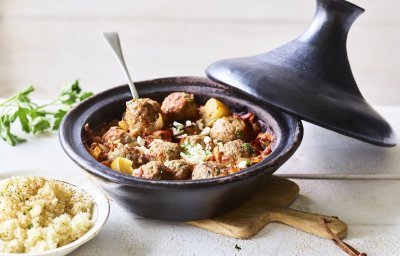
[206,0,396,147]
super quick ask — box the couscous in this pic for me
[0,176,93,253]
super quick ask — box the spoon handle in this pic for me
[102,32,139,99]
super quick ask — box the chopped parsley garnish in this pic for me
[243,143,254,154]
[28,224,33,229]
[235,244,242,251]
[180,142,211,164]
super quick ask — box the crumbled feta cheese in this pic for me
[185,120,192,126]
[137,136,145,146]
[200,127,211,136]
[176,133,187,138]
[237,160,249,169]
[172,121,185,136]
[173,121,184,129]
[180,143,212,164]
[172,127,184,136]
[203,136,212,144]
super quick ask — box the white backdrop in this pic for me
[0,0,399,105]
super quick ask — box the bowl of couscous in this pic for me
[0,170,110,256]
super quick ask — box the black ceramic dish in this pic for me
[207,0,396,147]
[59,76,303,221]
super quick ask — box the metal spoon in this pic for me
[102,32,139,99]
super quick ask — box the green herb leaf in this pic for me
[79,91,93,101]
[59,80,83,105]
[29,109,46,119]
[9,110,19,123]
[235,244,242,251]
[18,107,31,133]
[17,86,35,103]
[53,109,67,130]
[0,81,93,146]
[0,116,26,146]
[32,117,51,134]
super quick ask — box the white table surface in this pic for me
[1,106,399,256]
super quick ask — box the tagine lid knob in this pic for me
[206,0,396,147]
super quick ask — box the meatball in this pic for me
[147,140,181,162]
[107,143,147,168]
[161,92,198,121]
[102,126,136,146]
[209,116,249,143]
[132,161,173,180]
[124,98,164,136]
[164,160,193,180]
[181,135,214,151]
[192,162,227,180]
[219,139,256,163]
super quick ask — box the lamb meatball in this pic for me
[209,116,248,143]
[161,92,198,121]
[132,161,173,180]
[192,162,227,180]
[147,140,181,162]
[219,139,256,163]
[102,126,135,146]
[181,135,214,151]
[164,160,193,180]
[107,143,147,168]
[124,98,164,136]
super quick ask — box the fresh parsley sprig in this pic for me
[0,80,93,146]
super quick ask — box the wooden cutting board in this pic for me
[188,176,347,239]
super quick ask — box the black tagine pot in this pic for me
[60,0,396,221]
[59,77,303,221]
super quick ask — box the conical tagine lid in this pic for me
[206,0,396,147]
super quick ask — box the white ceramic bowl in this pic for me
[0,169,110,256]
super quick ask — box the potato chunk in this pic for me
[110,157,134,175]
[200,98,231,127]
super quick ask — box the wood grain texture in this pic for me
[188,176,347,239]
